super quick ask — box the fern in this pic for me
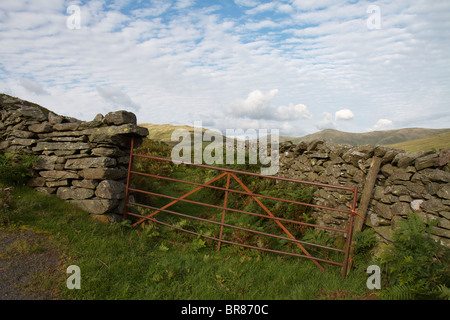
[380,284,414,300]
[380,213,450,299]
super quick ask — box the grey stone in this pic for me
[72,179,99,190]
[394,152,424,168]
[28,122,53,133]
[103,110,137,125]
[79,168,127,180]
[91,147,122,157]
[392,202,410,216]
[437,184,450,200]
[46,180,69,188]
[32,155,58,171]
[57,187,94,200]
[415,153,438,171]
[410,199,424,212]
[39,170,79,180]
[95,180,126,199]
[374,202,393,219]
[380,163,394,176]
[421,198,446,214]
[420,169,450,183]
[69,199,119,215]
[53,123,80,131]
[15,106,47,121]
[33,142,90,152]
[390,168,412,182]
[64,157,117,170]
[48,112,63,124]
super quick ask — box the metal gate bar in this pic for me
[123,137,359,277]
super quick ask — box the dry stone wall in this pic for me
[0,94,148,222]
[278,139,450,248]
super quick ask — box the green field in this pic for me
[387,131,450,153]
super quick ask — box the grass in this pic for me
[387,131,450,153]
[0,184,375,300]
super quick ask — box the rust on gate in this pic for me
[123,137,360,278]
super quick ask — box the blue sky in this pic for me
[1,0,449,136]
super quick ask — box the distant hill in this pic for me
[280,128,450,147]
[387,131,450,153]
[139,123,450,153]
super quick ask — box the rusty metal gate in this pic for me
[123,138,360,278]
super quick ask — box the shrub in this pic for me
[0,152,37,186]
[379,213,450,299]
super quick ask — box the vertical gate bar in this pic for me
[217,173,231,251]
[341,186,358,278]
[123,136,135,221]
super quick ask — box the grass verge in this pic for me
[0,185,376,300]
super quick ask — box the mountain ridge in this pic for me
[139,123,450,149]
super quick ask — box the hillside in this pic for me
[280,128,450,146]
[387,131,450,153]
[140,124,450,152]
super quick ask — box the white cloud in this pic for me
[335,109,354,121]
[19,79,50,95]
[372,119,393,130]
[1,0,449,135]
[96,86,140,112]
[315,112,335,130]
[234,0,259,8]
[227,89,311,122]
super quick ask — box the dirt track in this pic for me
[0,227,63,300]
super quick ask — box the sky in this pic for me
[1,0,449,137]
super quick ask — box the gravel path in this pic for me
[0,227,64,300]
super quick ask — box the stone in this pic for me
[46,180,69,188]
[374,202,393,219]
[392,202,410,216]
[79,168,128,180]
[39,170,79,180]
[9,138,36,146]
[342,150,367,166]
[306,140,324,152]
[33,142,90,152]
[294,141,308,155]
[10,130,36,138]
[15,106,47,121]
[91,147,122,157]
[72,179,99,190]
[69,199,119,214]
[393,152,424,168]
[404,182,427,198]
[415,153,438,171]
[390,168,412,182]
[64,157,117,170]
[410,199,424,211]
[48,112,63,124]
[85,124,148,147]
[53,123,80,131]
[373,226,393,242]
[380,163,394,176]
[95,180,126,199]
[420,168,450,183]
[437,184,450,200]
[28,122,53,133]
[103,110,137,125]
[57,187,94,200]
[32,155,58,171]
[435,149,450,167]
[421,198,446,214]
